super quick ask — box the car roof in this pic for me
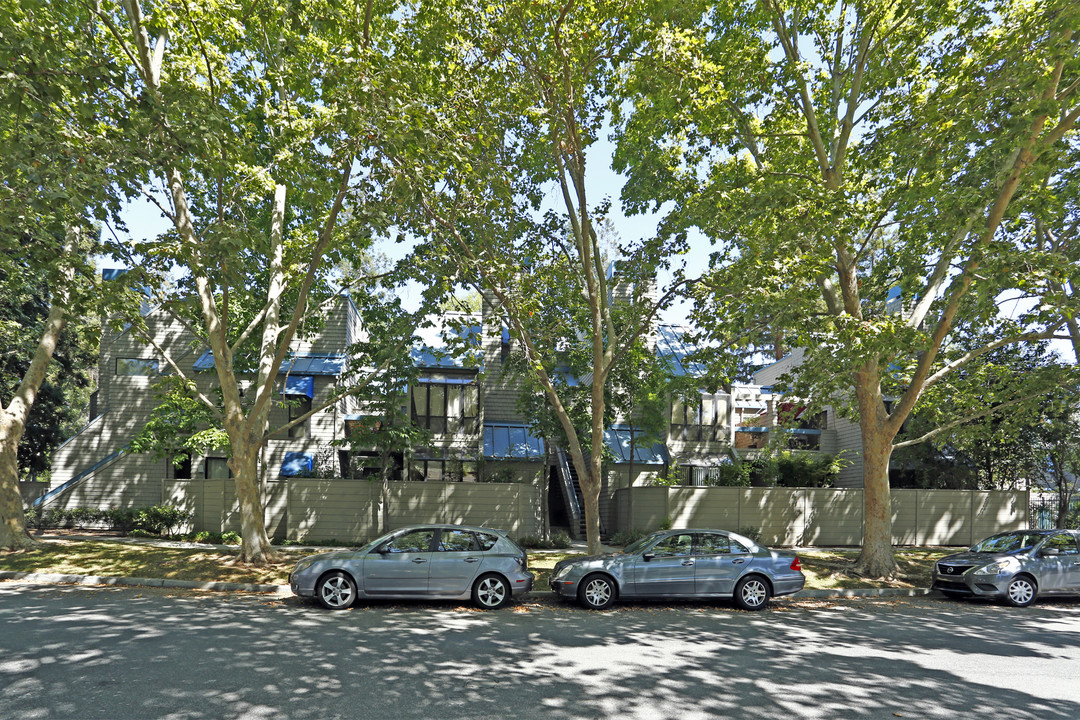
[395,523,508,535]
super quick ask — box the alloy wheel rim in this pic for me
[322,577,352,607]
[742,581,767,607]
[585,579,611,606]
[478,578,506,607]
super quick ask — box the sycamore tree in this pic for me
[97,0,428,563]
[616,0,1080,575]
[376,0,690,553]
[0,0,137,550]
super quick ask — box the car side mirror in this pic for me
[642,552,655,562]
[1041,547,1060,557]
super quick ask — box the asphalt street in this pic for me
[1,583,1078,720]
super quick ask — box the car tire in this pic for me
[316,571,358,610]
[733,575,771,611]
[472,573,511,609]
[1004,575,1038,608]
[578,574,616,610]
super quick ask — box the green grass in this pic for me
[0,540,306,585]
[1,540,951,590]
[797,548,952,589]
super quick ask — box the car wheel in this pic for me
[733,575,771,611]
[316,571,357,610]
[1004,575,1038,608]
[578,574,616,610]
[472,574,511,609]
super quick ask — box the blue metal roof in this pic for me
[483,423,545,460]
[411,322,482,370]
[655,324,705,378]
[604,426,668,465]
[193,351,346,376]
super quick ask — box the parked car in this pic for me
[289,524,534,610]
[550,529,805,610]
[932,529,1080,607]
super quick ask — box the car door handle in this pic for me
[681,560,695,566]
[731,558,747,565]
[464,557,481,563]
[412,558,427,564]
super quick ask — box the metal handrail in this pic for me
[555,448,582,522]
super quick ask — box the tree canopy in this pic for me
[615,0,1080,575]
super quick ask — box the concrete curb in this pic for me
[1,570,932,600]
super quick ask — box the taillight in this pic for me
[790,557,802,572]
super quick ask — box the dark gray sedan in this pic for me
[932,529,1080,607]
[550,529,805,610]
[289,524,534,610]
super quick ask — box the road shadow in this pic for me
[1,585,1078,719]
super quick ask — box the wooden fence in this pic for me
[613,486,1029,546]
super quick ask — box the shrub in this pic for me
[220,531,241,545]
[610,528,649,547]
[515,535,544,548]
[103,508,138,534]
[737,526,763,544]
[550,530,572,549]
[134,505,193,536]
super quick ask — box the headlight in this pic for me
[552,565,572,582]
[977,560,1015,575]
[293,558,316,573]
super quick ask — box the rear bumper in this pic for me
[772,574,806,597]
[510,572,535,598]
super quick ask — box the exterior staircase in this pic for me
[554,449,605,541]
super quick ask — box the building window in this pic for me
[341,450,403,481]
[409,454,478,482]
[411,378,478,434]
[170,454,192,479]
[287,395,312,438]
[670,394,722,442]
[116,358,159,375]
[205,457,231,479]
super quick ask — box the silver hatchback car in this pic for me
[550,528,805,610]
[932,529,1080,607]
[289,524,534,610]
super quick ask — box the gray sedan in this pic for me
[289,524,534,610]
[932,529,1080,607]
[550,529,805,610]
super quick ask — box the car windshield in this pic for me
[623,532,668,555]
[970,533,1043,554]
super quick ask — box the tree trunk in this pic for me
[379,450,390,534]
[854,427,898,577]
[851,362,899,578]
[228,438,273,563]
[0,227,77,551]
[0,415,35,551]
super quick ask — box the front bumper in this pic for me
[931,573,1007,598]
[289,572,316,599]
[550,577,579,601]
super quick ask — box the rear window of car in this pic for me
[476,532,499,551]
